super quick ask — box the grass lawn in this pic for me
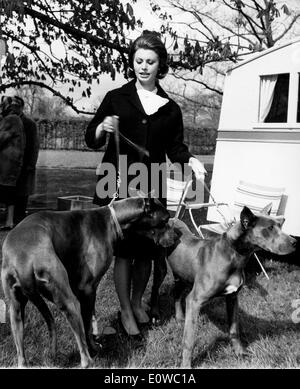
[0,168,299,369]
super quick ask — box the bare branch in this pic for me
[0,81,95,115]
[170,72,223,95]
[166,89,221,108]
[274,14,300,43]
[222,0,264,43]
[195,10,256,46]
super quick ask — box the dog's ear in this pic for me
[274,215,285,228]
[148,189,155,197]
[240,206,256,230]
[261,202,272,215]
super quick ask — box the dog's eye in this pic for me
[268,225,274,231]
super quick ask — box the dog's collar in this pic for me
[108,204,124,240]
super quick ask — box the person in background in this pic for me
[13,96,39,225]
[85,31,206,341]
[0,96,25,230]
[0,96,39,230]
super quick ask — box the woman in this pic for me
[85,32,206,338]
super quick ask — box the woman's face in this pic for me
[133,48,159,87]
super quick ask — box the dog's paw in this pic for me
[232,340,247,357]
[89,336,103,357]
[149,305,162,326]
[151,316,162,326]
[81,355,94,368]
[175,314,185,323]
[175,302,185,322]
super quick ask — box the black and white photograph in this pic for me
[0,0,299,374]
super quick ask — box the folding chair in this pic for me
[166,177,192,219]
[166,175,227,221]
[197,180,285,238]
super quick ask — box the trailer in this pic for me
[207,38,300,236]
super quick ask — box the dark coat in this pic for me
[85,80,193,206]
[0,114,25,188]
[15,114,39,196]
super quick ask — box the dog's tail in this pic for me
[29,293,57,359]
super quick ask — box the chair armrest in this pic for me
[185,202,228,210]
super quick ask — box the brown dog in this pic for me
[1,197,175,368]
[150,206,297,367]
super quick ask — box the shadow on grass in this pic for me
[151,268,300,367]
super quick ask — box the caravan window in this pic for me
[259,74,289,123]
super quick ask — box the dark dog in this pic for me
[150,206,297,367]
[1,196,175,368]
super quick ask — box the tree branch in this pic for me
[274,14,300,43]
[170,72,223,95]
[20,5,129,54]
[222,0,263,43]
[0,81,95,115]
[2,31,56,82]
[166,89,221,108]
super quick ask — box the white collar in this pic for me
[136,88,169,115]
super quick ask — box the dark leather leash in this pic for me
[108,117,149,205]
[108,117,150,237]
[119,131,149,157]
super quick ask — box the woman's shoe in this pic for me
[136,320,152,330]
[132,306,152,329]
[117,311,145,348]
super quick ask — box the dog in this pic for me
[1,196,175,368]
[150,206,297,368]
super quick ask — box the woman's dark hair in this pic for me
[127,31,169,80]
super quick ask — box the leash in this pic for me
[108,116,121,206]
[108,117,149,206]
[106,116,149,240]
[119,131,149,157]
[201,177,235,228]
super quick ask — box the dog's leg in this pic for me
[39,263,93,368]
[150,256,167,324]
[173,277,186,322]
[54,291,92,368]
[78,289,99,356]
[182,283,206,368]
[8,287,28,367]
[30,293,57,361]
[225,292,246,356]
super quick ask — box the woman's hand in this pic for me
[95,115,119,139]
[188,157,207,181]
